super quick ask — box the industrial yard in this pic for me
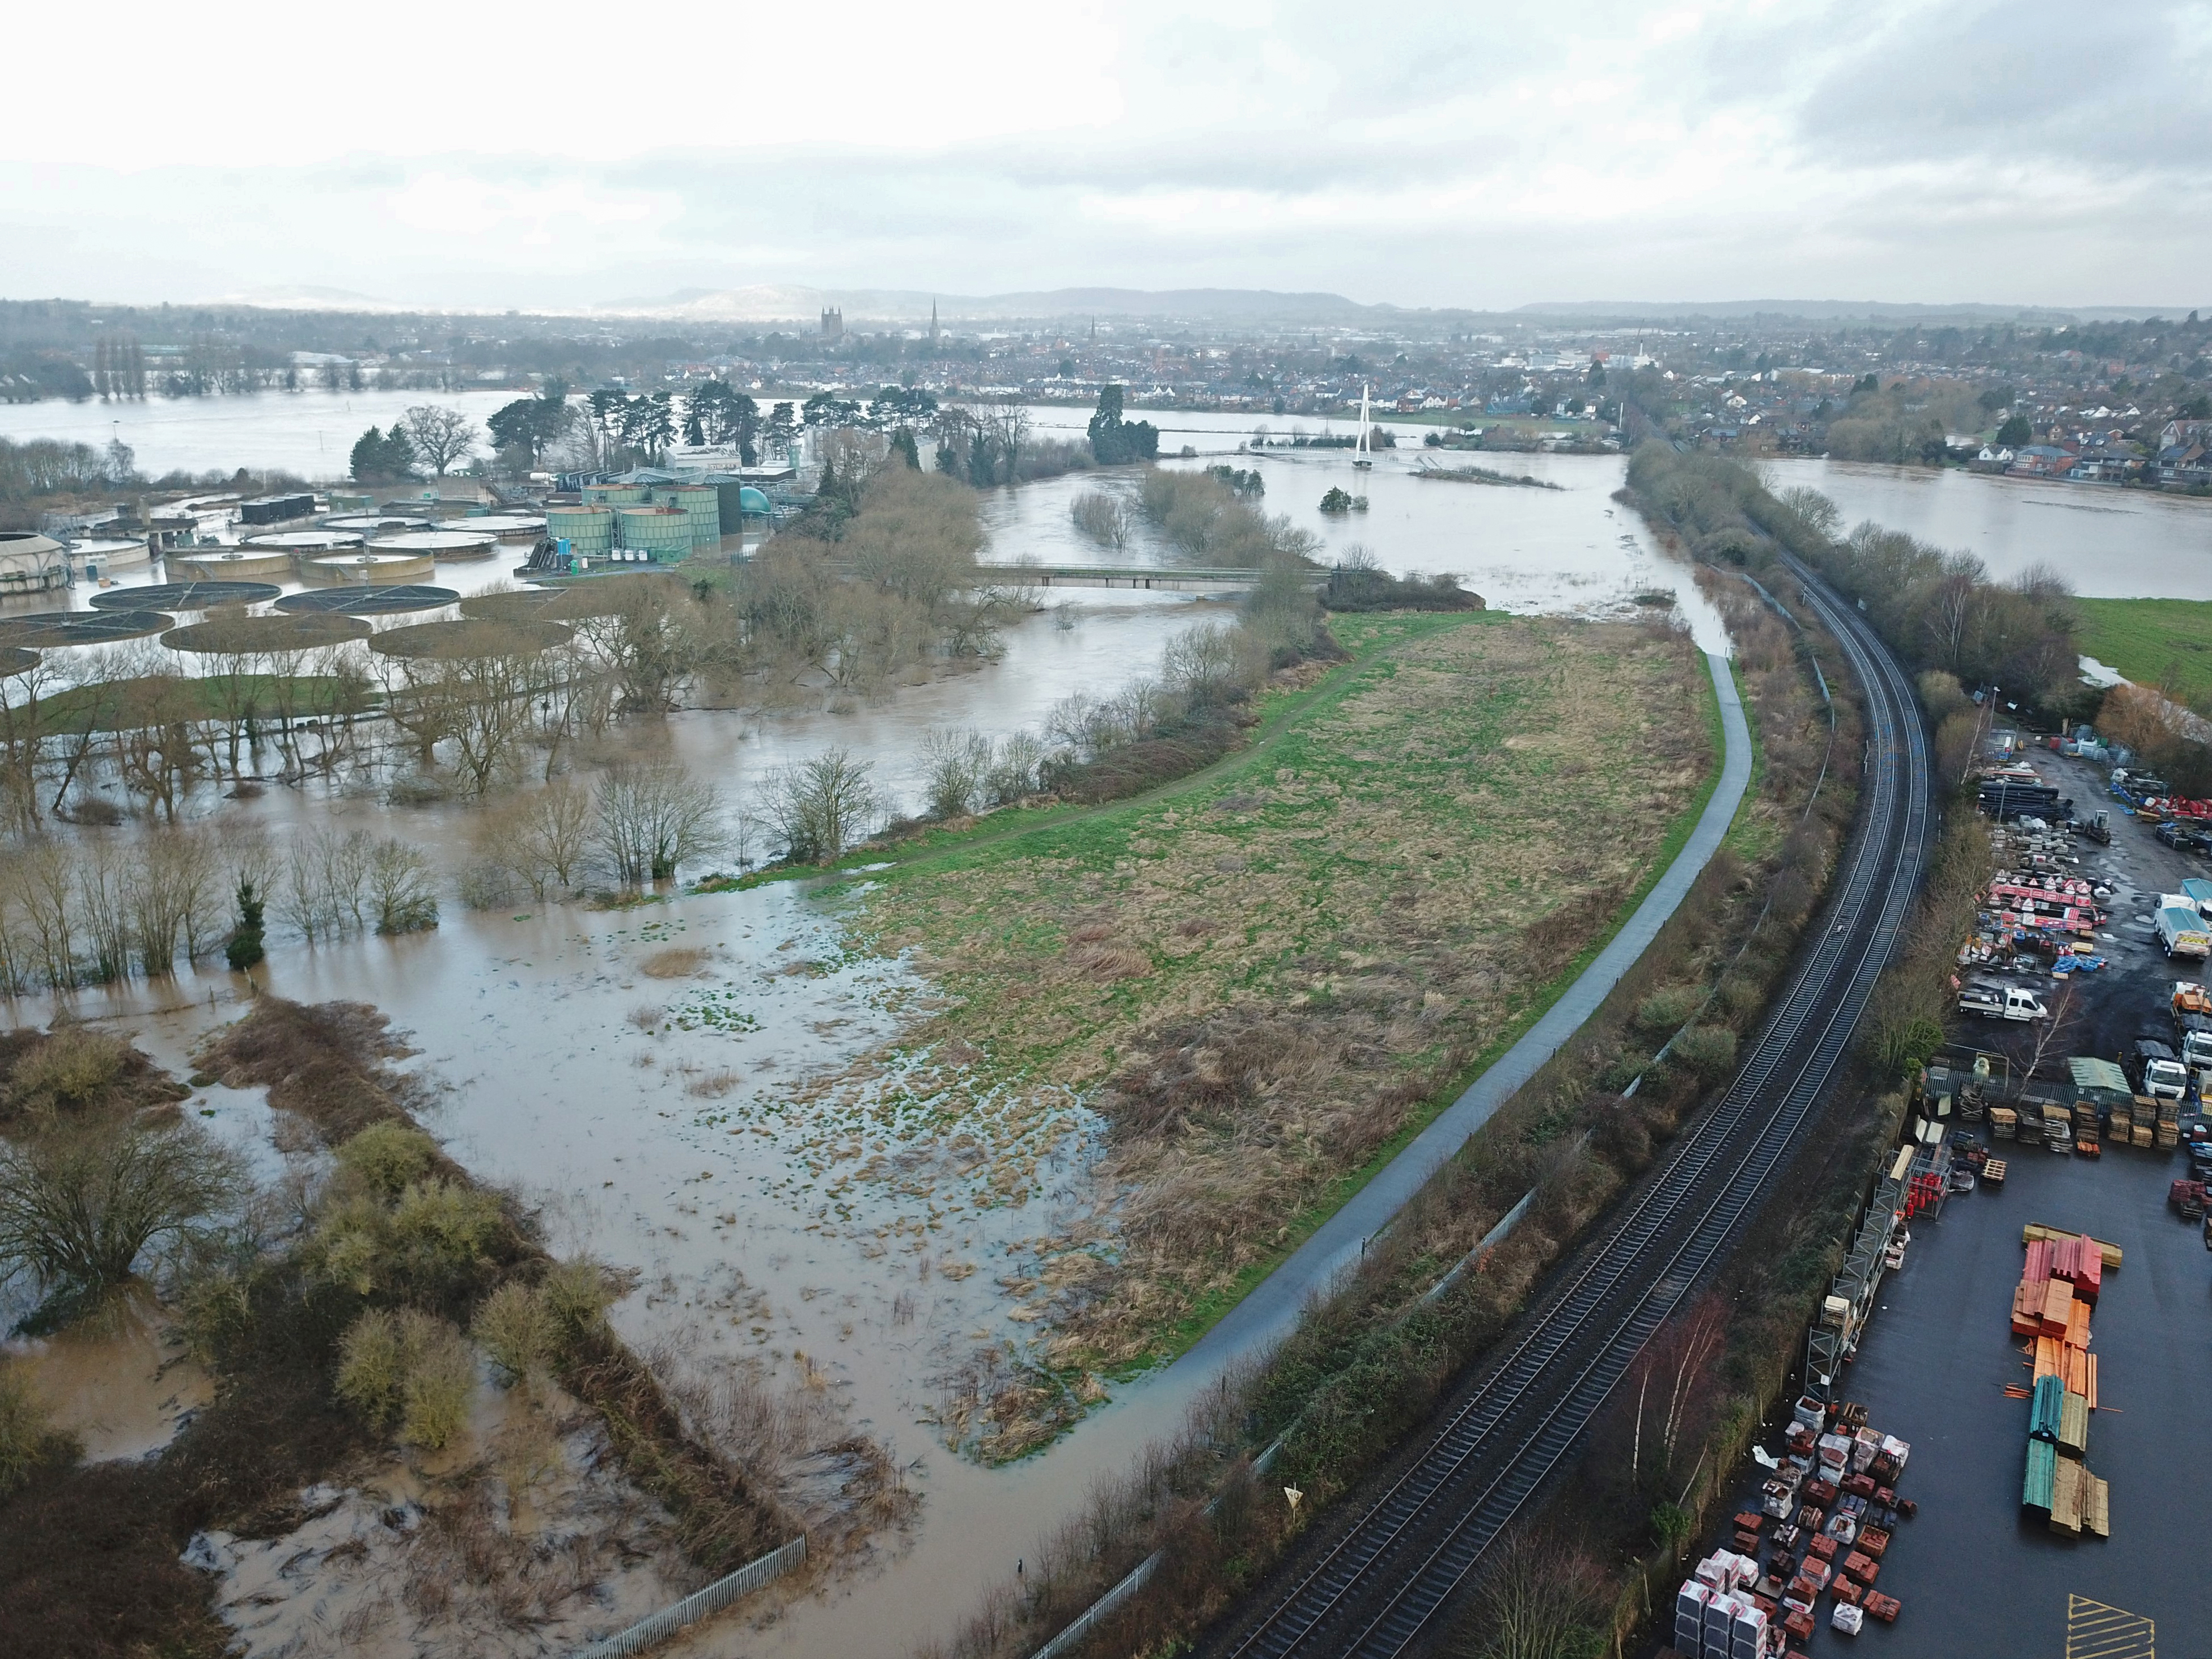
[1668,738,2212,1658]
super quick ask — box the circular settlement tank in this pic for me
[67,536,153,569]
[583,483,649,505]
[299,550,438,585]
[168,546,296,582]
[615,506,692,560]
[367,529,499,561]
[243,530,366,555]
[458,514,547,543]
[324,514,433,535]
[546,505,615,553]
[659,484,723,546]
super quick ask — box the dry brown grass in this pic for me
[639,947,708,979]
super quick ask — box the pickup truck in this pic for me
[1958,982,2049,1022]
[2157,905,2211,960]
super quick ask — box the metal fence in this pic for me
[571,1535,807,1659]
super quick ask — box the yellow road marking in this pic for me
[2067,1594,2154,1659]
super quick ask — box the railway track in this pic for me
[1205,560,1933,1659]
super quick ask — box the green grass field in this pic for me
[2075,597,2212,705]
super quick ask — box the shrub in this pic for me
[336,1306,476,1449]
[308,1178,505,1299]
[1670,1024,1739,1078]
[6,1029,129,1115]
[540,1256,616,1342]
[1633,985,1702,1038]
[472,1280,554,1385]
[0,1360,78,1492]
[335,1121,440,1200]
[387,1179,504,1283]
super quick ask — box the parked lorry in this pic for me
[2157,904,2211,960]
[1959,981,2050,1021]
[2133,1038,2190,1101]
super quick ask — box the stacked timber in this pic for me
[2013,1225,2113,1539]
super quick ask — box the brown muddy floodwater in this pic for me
[11,454,1730,1657]
[6,1284,211,1462]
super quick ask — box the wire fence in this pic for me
[570,1535,807,1659]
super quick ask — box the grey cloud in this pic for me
[1793,1,2212,168]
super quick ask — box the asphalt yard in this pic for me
[1688,1125,2210,1658]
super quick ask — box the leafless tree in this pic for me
[595,761,725,886]
[764,747,876,864]
[366,840,439,934]
[919,726,994,819]
[1070,490,1132,553]
[401,404,480,477]
[0,1119,243,1298]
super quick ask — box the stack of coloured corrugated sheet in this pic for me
[2023,1438,2057,1510]
[2050,1459,2086,1534]
[2027,1374,2063,1441]
[2058,1391,2090,1455]
[2015,1228,2112,1538]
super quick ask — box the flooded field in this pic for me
[1,430,1747,1655]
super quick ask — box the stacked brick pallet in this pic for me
[2012,1226,2114,1538]
[1670,1399,1911,1654]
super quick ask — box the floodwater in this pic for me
[0,391,1427,482]
[5,1284,210,1462]
[1772,458,2212,599]
[3,414,1743,1655]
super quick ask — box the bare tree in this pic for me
[764,747,877,864]
[401,404,480,477]
[1070,490,1133,553]
[595,762,725,886]
[0,1120,243,1299]
[366,840,439,934]
[918,726,994,819]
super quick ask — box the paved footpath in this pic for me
[1172,650,1755,1381]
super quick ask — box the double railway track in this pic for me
[1207,560,1933,1659]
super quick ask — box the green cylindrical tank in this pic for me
[547,505,615,553]
[584,484,649,505]
[659,484,723,546]
[616,506,692,560]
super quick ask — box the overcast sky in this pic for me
[4,0,2208,315]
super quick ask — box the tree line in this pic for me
[1624,443,2088,716]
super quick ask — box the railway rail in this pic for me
[1205,558,1933,1659]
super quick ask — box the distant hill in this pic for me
[1510,298,2185,325]
[604,285,1401,325]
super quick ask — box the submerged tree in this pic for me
[0,1120,242,1301]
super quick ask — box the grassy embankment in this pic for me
[2073,595,2212,705]
[790,611,1714,1457]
